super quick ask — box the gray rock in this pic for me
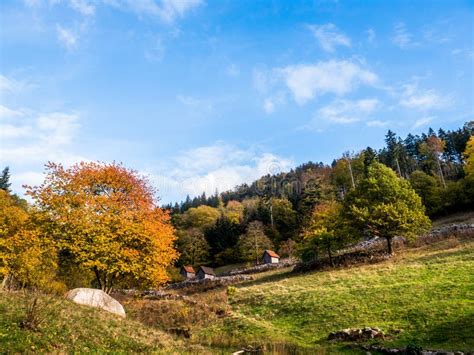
[65,288,126,317]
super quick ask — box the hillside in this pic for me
[197,238,474,352]
[0,235,472,353]
[0,291,181,353]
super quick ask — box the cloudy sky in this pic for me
[1,0,473,203]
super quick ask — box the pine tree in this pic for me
[0,167,11,192]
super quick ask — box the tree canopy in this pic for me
[26,162,178,292]
[343,162,431,254]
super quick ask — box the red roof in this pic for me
[264,250,280,258]
[182,265,195,273]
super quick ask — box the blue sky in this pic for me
[1,0,473,203]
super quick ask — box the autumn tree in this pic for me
[237,221,273,264]
[461,135,474,205]
[224,200,244,224]
[278,238,297,259]
[300,201,350,266]
[183,205,221,231]
[343,162,431,254]
[419,135,446,188]
[27,162,178,293]
[0,190,57,290]
[464,135,474,178]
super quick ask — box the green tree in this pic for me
[271,198,298,241]
[205,216,243,265]
[176,228,210,266]
[237,221,274,264]
[0,167,11,192]
[409,170,442,216]
[343,162,431,254]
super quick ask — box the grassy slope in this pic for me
[0,291,181,353]
[203,240,474,352]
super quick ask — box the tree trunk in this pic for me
[395,157,402,177]
[386,237,393,255]
[93,267,103,290]
[327,245,334,267]
[347,158,355,189]
[437,158,446,189]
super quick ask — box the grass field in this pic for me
[0,291,182,353]
[1,236,473,354]
[198,239,474,352]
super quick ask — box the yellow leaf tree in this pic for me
[27,162,178,293]
[464,135,474,178]
[0,190,56,290]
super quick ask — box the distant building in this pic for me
[196,266,216,280]
[180,265,195,280]
[263,250,280,264]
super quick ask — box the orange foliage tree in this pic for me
[27,162,178,293]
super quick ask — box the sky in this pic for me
[0,0,473,204]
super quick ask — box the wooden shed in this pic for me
[263,250,280,264]
[180,265,195,280]
[196,266,216,280]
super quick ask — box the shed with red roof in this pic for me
[263,250,280,264]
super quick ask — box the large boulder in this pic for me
[65,288,126,318]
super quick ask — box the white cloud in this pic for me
[309,23,351,52]
[69,0,95,16]
[56,25,78,50]
[0,124,33,139]
[14,171,46,190]
[366,119,389,127]
[412,116,434,129]
[261,92,285,114]
[399,83,452,111]
[0,74,30,94]
[280,60,377,104]
[0,105,24,119]
[316,98,379,124]
[150,142,293,202]
[423,28,450,44]
[104,0,203,23]
[392,22,413,49]
[24,0,203,23]
[263,98,275,114]
[23,0,42,7]
[0,110,82,164]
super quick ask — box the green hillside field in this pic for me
[1,236,473,354]
[198,238,474,353]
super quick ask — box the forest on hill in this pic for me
[0,121,472,292]
[167,122,473,268]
